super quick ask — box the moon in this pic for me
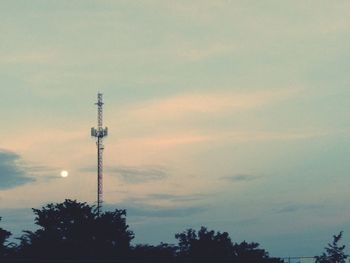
[60,170,69,178]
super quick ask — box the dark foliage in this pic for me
[130,243,177,262]
[0,200,285,262]
[17,199,134,260]
[175,226,233,261]
[233,241,282,263]
[175,226,283,263]
[315,231,348,263]
[0,217,11,258]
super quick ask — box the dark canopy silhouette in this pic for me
[0,200,287,262]
[175,226,234,260]
[233,241,282,263]
[130,243,177,262]
[175,226,283,263]
[0,217,11,258]
[17,199,134,260]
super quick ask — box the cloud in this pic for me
[176,43,236,62]
[113,128,332,161]
[25,165,62,182]
[111,89,306,150]
[0,50,58,65]
[221,174,260,182]
[124,89,300,121]
[222,130,330,142]
[82,165,168,184]
[0,150,35,190]
[110,166,168,184]
[145,193,208,203]
[104,202,206,218]
[116,193,210,206]
[118,134,212,149]
[128,206,206,218]
[276,203,324,214]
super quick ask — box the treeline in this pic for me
[0,199,346,262]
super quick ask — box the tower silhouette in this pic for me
[91,93,108,214]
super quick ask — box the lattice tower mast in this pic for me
[91,93,108,214]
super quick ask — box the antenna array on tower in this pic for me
[91,93,108,214]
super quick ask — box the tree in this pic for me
[233,241,283,263]
[94,209,134,257]
[315,231,348,263]
[0,217,11,258]
[130,243,177,262]
[18,199,134,259]
[175,226,234,261]
[175,226,283,263]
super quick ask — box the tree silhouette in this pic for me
[94,209,134,257]
[175,226,234,261]
[233,241,283,263]
[17,199,134,260]
[175,226,283,262]
[5,200,285,262]
[0,217,11,258]
[315,231,348,263]
[131,243,177,262]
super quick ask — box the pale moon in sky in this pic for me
[60,170,69,178]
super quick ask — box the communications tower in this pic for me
[91,93,108,214]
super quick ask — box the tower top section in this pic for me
[95,92,104,107]
[91,93,108,138]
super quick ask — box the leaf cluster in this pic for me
[315,231,348,263]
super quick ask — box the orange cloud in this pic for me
[0,50,58,65]
[122,88,300,121]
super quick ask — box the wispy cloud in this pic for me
[111,166,168,184]
[104,202,206,218]
[275,203,324,214]
[117,134,212,149]
[0,50,58,65]
[124,89,300,121]
[176,43,236,62]
[114,129,330,155]
[221,174,260,182]
[118,193,210,206]
[112,88,305,151]
[221,130,330,143]
[25,165,62,182]
[146,193,208,203]
[0,150,35,190]
[82,165,168,184]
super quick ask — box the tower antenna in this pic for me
[91,93,108,215]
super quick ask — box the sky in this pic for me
[0,0,350,258]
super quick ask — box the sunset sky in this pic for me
[1,0,350,257]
